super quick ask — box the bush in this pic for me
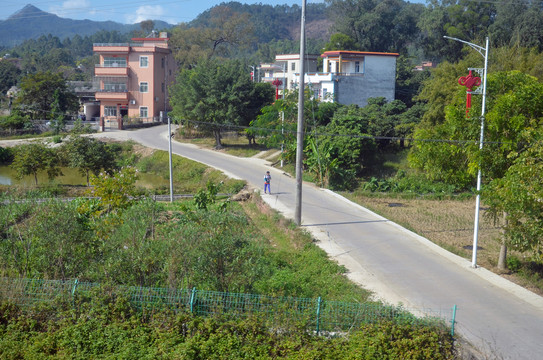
[362,171,462,196]
[507,256,522,272]
[0,146,13,164]
[0,299,456,359]
[0,114,31,130]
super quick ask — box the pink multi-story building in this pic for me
[93,32,177,127]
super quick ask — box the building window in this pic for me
[139,82,148,93]
[323,88,328,99]
[291,62,295,71]
[104,106,117,116]
[162,82,165,93]
[103,57,126,67]
[104,82,127,92]
[140,56,149,68]
[140,107,148,118]
[354,58,364,73]
[161,57,165,68]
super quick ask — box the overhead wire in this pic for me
[176,118,515,146]
[1,0,193,23]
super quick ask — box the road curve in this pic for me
[95,126,543,359]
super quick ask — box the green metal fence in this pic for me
[0,277,457,336]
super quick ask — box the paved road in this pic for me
[98,126,543,359]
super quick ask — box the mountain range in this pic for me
[0,4,174,47]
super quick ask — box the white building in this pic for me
[261,51,399,107]
[260,54,319,99]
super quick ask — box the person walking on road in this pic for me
[264,171,271,194]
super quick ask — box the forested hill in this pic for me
[0,4,174,47]
[189,2,331,43]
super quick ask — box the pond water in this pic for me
[0,165,169,188]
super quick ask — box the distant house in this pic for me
[260,54,319,99]
[261,51,399,107]
[414,61,435,71]
[93,32,177,127]
[67,80,100,120]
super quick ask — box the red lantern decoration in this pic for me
[458,70,481,115]
[272,78,283,100]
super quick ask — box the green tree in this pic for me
[169,7,255,69]
[140,20,155,36]
[0,146,13,164]
[39,48,74,72]
[63,136,119,185]
[0,113,32,131]
[323,33,359,52]
[11,143,62,185]
[395,55,431,107]
[0,60,20,95]
[327,0,422,53]
[305,137,340,188]
[320,104,378,178]
[87,167,139,219]
[249,90,300,149]
[245,82,275,123]
[490,46,543,81]
[28,200,93,279]
[50,89,66,134]
[417,0,496,61]
[14,71,78,120]
[485,136,543,260]
[170,59,264,148]
[414,57,476,127]
[102,199,166,287]
[409,71,543,189]
[165,209,265,292]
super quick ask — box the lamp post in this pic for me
[444,36,489,268]
[248,65,255,82]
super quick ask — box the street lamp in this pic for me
[444,36,489,268]
[248,65,256,82]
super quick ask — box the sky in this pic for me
[0,0,329,25]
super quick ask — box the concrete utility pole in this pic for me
[444,36,489,268]
[168,116,174,203]
[294,0,306,226]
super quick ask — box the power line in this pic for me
[175,118,514,146]
[1,0,191,23]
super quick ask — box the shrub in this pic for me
[0,146,14,164]
[0,114,31,130]
[507,256,522,272]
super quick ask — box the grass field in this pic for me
[339,192,543,295]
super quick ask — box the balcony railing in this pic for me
[95,64,127,68]
[94,66,129,76]
[93,43,145,47]
[95,91,129,101]
[93,44,130,53]
[334,72,365,77]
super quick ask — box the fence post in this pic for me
[72,279,79,297]
[190,288,197,314]
[71,279,79,306]
[451,305,457,337]
[316,297,322,335]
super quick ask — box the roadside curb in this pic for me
[323,189,543,312]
